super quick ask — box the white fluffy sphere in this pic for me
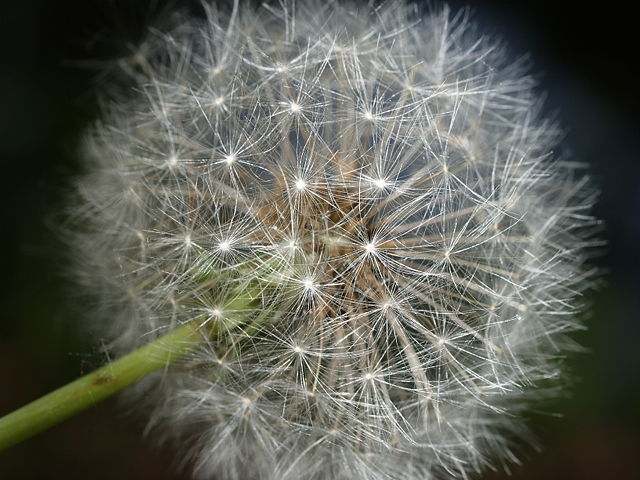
[72,2,598,479]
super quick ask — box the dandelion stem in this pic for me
[0,320,210,451]
[0,254,275,451]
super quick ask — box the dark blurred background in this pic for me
[0,1,638,478]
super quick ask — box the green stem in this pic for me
[0,321,208,451]
[0,257,275,451]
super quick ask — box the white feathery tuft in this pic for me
[71,1,599,479]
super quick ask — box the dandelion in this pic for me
[0,1,599,479]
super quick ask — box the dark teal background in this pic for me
[0,1,638,478]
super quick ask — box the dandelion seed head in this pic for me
[294,178,307,191]
[289,101,301,113]
[380,300,393,311]
[72,1,599,479]
[302,277,316,291]
[371,177,389,190]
